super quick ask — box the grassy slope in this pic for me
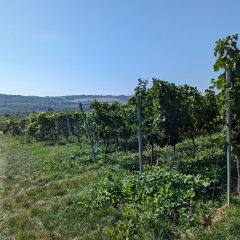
[0,134,240,239]
[0,135,133,239]
[0,137,7,239]
[191,197,240,240]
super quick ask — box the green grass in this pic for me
[189,196,240,240]
[0,133,240,239]
[0,137,93,239]
[0,135,135,239]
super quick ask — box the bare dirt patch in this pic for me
[211,205,226,224]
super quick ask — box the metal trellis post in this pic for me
[226,69,232,205]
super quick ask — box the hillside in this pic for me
[0,94,130,114]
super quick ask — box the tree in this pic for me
[72,112,84,143]
[178,85,205,157]
[119,104,135,152]
[134,79,156,164]
[203,88,219,146]
[91,100,121,161]
[212,34,240,194]
[151,79,182,157]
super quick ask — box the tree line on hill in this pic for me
[0,94,130,114]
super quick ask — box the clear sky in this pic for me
[0,0,239,96]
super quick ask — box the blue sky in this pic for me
[0,0,239,96]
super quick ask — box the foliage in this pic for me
[0,131,236,239]
[212,34,240,194]
[84,167,211,225]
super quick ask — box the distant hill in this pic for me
[0,94,130,114]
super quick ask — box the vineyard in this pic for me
[0,35,240,239]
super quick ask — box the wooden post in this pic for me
[79,103,96,161]
[93,121,96,147]
[137,96,143,174]
[55,118,60,145]
[66,116,72,138]
[226,69,232,205]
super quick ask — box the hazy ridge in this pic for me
[0,94,130,114]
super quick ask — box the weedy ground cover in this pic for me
[0,134,239,239]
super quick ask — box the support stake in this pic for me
[137,96,143,174]
[79,103,96,161]
[226,69,232,205]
